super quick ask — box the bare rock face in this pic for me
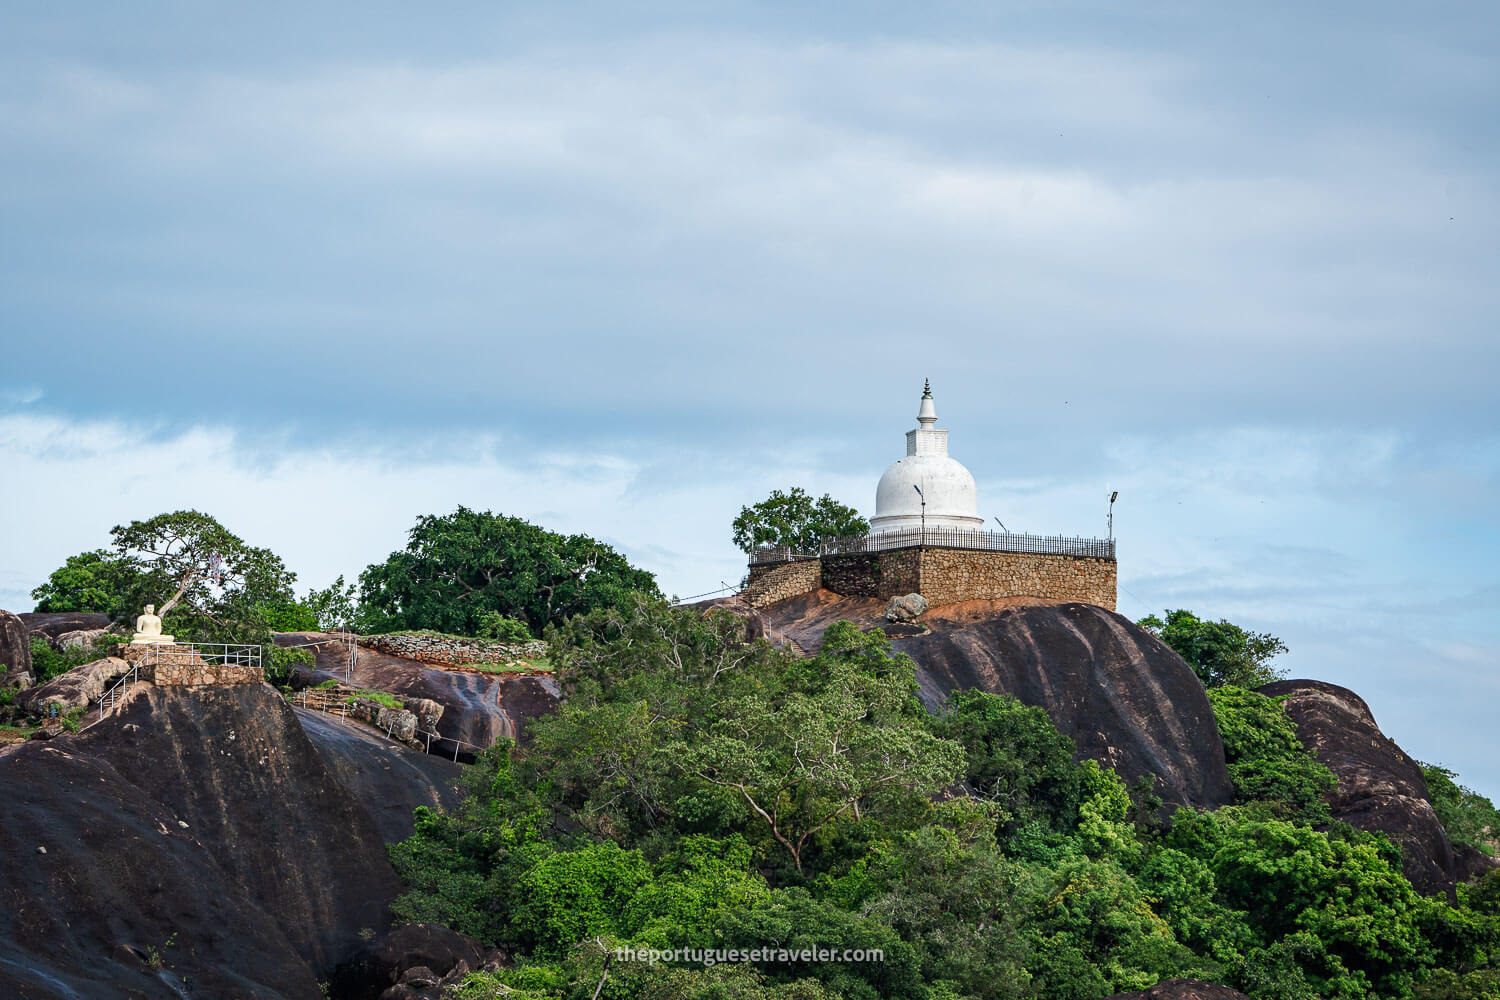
[898,603,1233,808]
[56,626,115,649]
[18,610,111,642]
[17,655,132,714]
[0,608,31,688]
[1106,979,1251,999]
[0,681,406,998]
[1260,679,1499,894]
[295,707,463,843]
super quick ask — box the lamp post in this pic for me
[913,484,926,542]
[1108,491,1118,541]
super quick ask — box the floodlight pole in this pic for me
[1108,491,1118,541]
[913,484,926,541]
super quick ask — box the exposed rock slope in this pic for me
[1260,679,1499,894]
[750,593,1232,808]
[279,632,560,754]
[296,706,464,843]
[0,681,406,998]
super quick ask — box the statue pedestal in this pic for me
[130,635,175,645]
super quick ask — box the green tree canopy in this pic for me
[732,487,869,554]
[1138,608,1288,689]
[30,548,136,615]
[358,506,660,636]
[1207,686,1337,824]
[1421,763,1500,856]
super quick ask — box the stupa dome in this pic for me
[869,381,984,534]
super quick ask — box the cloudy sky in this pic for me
[2,3,1497,792]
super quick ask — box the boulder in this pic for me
[0,609,31,688]
[883,593,929,622]
[901,603,1234,808]
[17,656,133,715]
[334,922,506,999]
[375,705,419,742]
[403,697,445,732]
[18,611,111,643]
[1260,679,1499,894]
[56,627,114,650]
[1106,980,1251,999]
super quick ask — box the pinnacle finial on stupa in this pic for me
[917,380,937,426]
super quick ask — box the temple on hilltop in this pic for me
[743,382,1118,611]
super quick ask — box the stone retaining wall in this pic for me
[913,549,1116,609]
[741,560,822,609]
[119,644,264,686]
[820,551,921,598]
[749,547,1116,611]
[359,633,548,668]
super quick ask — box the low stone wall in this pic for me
[913,549,1116,609]
[119,644,264,686]
[359,633,548,668]
[740,559,823,609]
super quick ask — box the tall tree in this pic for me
[1137,609,1288,689]
[732,487,868,554]
[358,507,660,636]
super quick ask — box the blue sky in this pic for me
[2,2,1497,794]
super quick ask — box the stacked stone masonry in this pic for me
[118,644,264,686]
[746,548,1116,612]
[359,633,548,668]
[741,560,823,609]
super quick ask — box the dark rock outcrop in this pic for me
[296,706,464,843]
[0,681,406,998]
[0,608,31,688]
[1105,980,1250,1000]
[901,603,1233,808]
[749,593,1231,809]
[1260,679,1499,894]
[18,611,111,643]
[332,922,506,1000]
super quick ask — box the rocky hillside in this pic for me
[278,632,559,754]
[0,681,406,999]
[749,591,1233,808]
[1262,679,1499,895]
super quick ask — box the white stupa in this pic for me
[869,381,984,534]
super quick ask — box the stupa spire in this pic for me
[917,378,937,427]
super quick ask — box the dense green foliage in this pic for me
[1422,763,1500,856]
[1138,609,1288,688]
[28,635,120,684]
[732,487,869,554]
[29,549,136,615]
[1208,686,1337,824]
[358,507,661,636]
[390,598,1500,1000]
[478,611,534,643]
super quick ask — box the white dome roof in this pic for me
[870,383,984,533]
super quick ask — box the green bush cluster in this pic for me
[389,599,1500,1000]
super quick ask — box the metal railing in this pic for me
[97,663,140,723]
[138,642,262,668]
[751,527,1116,565]
[748,546,820,566]
[293,687,488,763]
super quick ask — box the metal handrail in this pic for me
[293,687,486,763]
[751,528,1116,565]
[96,664,141,723]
